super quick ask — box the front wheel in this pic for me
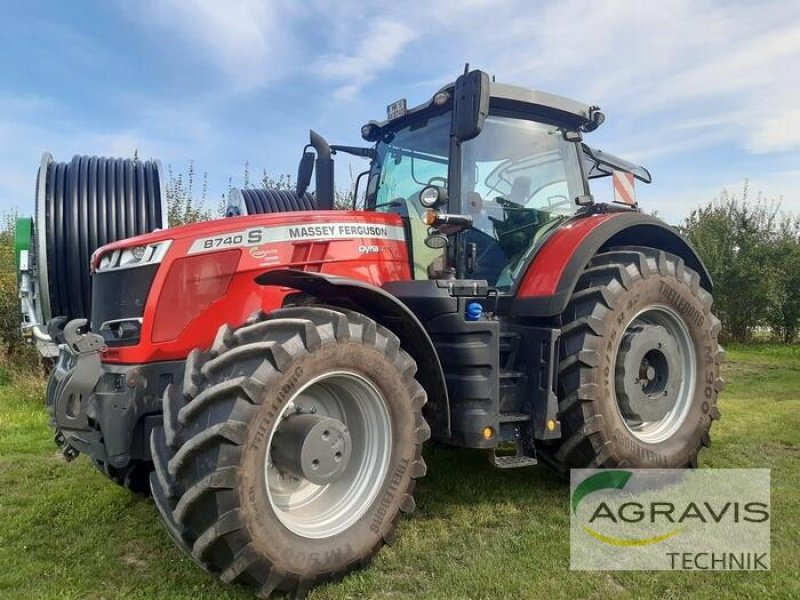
[149,306,429,597]
[538,247,724,474]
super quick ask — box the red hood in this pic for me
[92,210,403,264]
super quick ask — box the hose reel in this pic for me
[226,187,316,216]
[24,152,167,348]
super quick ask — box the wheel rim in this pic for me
[614,305,697,444]
[265,371,392,539]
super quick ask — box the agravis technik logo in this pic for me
[570,469,771,570]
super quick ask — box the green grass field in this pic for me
[1,345,798,599]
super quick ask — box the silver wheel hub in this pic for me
[265,371,392,539]
[271,414,353,485]
[614,306,696,444]
[615,324,680,422]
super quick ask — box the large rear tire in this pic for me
[150,306,429,597]
[538,247,724,474]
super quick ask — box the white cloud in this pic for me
[131,0,303,90]
[310,19,417,101]
[121,0,800,156]
[5,0,798,217]
[467,0,800,156]
[0,95,207,213]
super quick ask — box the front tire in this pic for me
[538,247,724,474]
[149,306,429,597]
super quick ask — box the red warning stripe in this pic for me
[613,170,636,206]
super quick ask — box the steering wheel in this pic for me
[546,194,571,211]
[494,196,527,210]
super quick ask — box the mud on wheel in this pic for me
[149,306,429,597]
[538,246,725,473]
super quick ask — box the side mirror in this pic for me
[296,151,315,197]
[452,69,490,142]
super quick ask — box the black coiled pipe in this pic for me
[35,153,166,322]
[227,188,315,216]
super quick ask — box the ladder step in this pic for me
[490,454,537,469]
[499,370,523,380]
[499,412,530,423]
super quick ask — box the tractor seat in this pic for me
[226,188,316,216]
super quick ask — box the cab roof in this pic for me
[372,79,594,132]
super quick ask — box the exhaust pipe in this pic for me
[310,130,334,210]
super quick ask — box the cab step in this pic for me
[489,449,537,469]
[499,412,530,423]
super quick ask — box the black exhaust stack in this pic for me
[310,130,334,210]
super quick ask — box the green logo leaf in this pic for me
[571,470,633,514]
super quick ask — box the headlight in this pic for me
[419,185,448,209]
[94,240,172,272]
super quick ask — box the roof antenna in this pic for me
[463,62,469,75]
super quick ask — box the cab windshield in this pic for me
[365,112,450,280]
[366,111,584,287]
[461,116,585,289]
[366,112,449,213]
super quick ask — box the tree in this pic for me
[765,216,800,343]
[165,162,219,226]
[681,181,799,343]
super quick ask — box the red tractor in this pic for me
[47,69,723,597]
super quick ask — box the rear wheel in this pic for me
[149,306,429,597]
[538,247,724,474]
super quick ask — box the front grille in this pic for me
[91,265,159,346]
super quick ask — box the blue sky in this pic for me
[1,0,798,223]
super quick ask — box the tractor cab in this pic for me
[361,70,609,289]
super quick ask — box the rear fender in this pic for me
[256,269,451,438]
[513,211,712,317]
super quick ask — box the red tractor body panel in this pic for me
[97,211,411,364]
[516,213,617,298]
